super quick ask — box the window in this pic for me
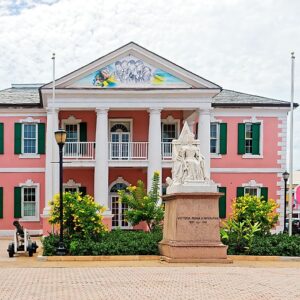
[244,187,259,197]
[22,124,37,154]
[22,187,37,218]
[238,122,261,155]
[210,123,219,154]
[110,182,129,228]
[245,123,253,154]
[210,122,227,155]
[110,122,131,159]
[65,124,79,143]
[64,187,78,193]
[161,122,178,158]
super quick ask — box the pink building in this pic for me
[0,42,296,235]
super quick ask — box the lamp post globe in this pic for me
[55,129,67,255]
[282,171,289,233]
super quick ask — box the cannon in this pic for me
[7,221,38,257]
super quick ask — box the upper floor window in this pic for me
[238,122,261,156]
[23,124,37,154]
[161,117,179,159]
[210,122,227,155]
[14,121,45,156]
[65,124,79,143]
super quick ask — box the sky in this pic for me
[0,0,299,170]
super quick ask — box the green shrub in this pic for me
[248,233,300,256]
[41,233,71,256]
[221,194,279,254]
[118,172,164,232]
[42,229,163,256]
[48,192,107,239]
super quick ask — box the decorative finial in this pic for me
[52,53,55,60]
[291,52,295,59]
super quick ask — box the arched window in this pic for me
[109,179,130,228]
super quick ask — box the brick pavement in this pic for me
[0,239,300,299]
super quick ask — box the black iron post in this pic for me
[282,171,289,233]
[55,130,67,256]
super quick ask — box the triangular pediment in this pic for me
[42,42,221,90]
[69,55,189,88]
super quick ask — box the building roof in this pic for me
[213,89,296,108]
[0,85,296,108]
[0,84,42,107]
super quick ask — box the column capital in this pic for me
[46,107,59,114]
[197,108,212,115]
[95,107,109,115]
[148,107,163,114]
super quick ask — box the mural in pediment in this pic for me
[71,56,187,88]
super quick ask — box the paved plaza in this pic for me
[0,239,300,299]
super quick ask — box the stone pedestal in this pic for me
[159,193,231,263]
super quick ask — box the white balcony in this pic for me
[64,142,95,160]
[108,142,148,160]
[63,141,173,162]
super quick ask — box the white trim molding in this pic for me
[61,115,82,125]
[19,116,41,123]
[242,179,263,188]
[109,177,130,191]
[63,179,81,192]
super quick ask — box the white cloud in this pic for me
[0,0,299,169]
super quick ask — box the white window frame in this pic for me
[109,177,132,229]
[62,115,82,142]
[210,122,220,155]
[19,119,40,158]
[109,119,132,140]
[19,179,40,222]
[242,179,263,197]
[161,116,180,142]
[242,117,263,159]
[210,117,222,159]
[63,179,81,193]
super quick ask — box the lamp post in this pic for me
[55,129,67,255]
[282,171,289,233]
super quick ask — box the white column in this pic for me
[43,109,54,216]
[94,108,110,213]
[148,108,162,193]
[52,109,59,196]
[197,109,211,179]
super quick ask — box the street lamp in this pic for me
[55,129,67,255]
[282,171,289,233]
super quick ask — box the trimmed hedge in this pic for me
[224,233,300,256]
[42,229,163,256]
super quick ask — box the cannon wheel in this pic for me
[28,245,33,257]
[32,241,38,253]
[8,243,14,258]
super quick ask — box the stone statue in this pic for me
[166,122,215,194]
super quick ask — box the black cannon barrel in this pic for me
[13,221,24,235]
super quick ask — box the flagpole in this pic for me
[288,52,295,236]
[52,53,55,104]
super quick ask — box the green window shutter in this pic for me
[14,123,22,154]
[38,123,46,154]
[236,187,244,198]
[252,123,261,155]
[218,187,227,218]
[0,187,3,219]
[79,122,87,142]
[14,187,22,218]
[237,123,245,154]
[260,187,268,201]
[79,186,87,196]
[0,123,4,154]
[219,123,227,154]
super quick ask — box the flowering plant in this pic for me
[48,192,107,239]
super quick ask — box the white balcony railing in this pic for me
[63,141,173,161]
[109,142,148,160]
[162,142,173,160]
[64,142,95,160]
